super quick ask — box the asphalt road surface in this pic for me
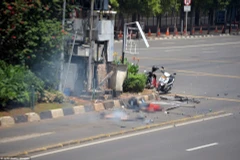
[115,35,240,113]
[32,112,240,160]
[1,35,239,157]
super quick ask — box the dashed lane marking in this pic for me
[186,142,219,151]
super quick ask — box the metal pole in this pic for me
[31,85,35,110]
[121,24,127,64]
[181,19,183,35]
[87,0,94,91]
[59,0,66,92]
[185,11,188,35]
[63,31,77,91]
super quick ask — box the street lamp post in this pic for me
[87,0,94,91]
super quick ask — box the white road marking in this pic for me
[164,49,181,52]
[201,47,215,50]
[31,113,232,159]
[203,113,233,121]
[162,42,175,45]
[186,142,219,151]
[176,113,233,127]
[202,50,217,54]
[31,126,173,159]
[138,41,240,50]
[0,132,54,144]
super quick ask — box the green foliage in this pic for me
[123,73,147,93]
[116,0,161,16]
[127,63,139,75]
[0,61,44,107]
[0,0,71,90]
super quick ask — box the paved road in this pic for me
[116,35,240,113]
[32,112,240,160]
[1,35,239,156]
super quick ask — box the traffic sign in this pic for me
[184,0,191,6]
[184,5,191,12]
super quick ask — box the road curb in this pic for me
[10,110,227,157]
[114,33,233,43]
[0,93,157,127]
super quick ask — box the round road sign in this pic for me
[184,0,191,5]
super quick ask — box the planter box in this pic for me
[108,64,128,92]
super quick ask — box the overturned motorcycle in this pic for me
[144,65,159,89]
[157,66,176,94]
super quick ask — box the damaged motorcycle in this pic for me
[144,65,159,89]
[157,66,176,93]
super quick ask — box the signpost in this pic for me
[184,0,191,35]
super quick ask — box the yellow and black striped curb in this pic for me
[0,93,158,127]
[10,110,227,157]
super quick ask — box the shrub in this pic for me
[39,90,65,103]
[123,73,147,93]
[0,61,44,107]
[127,63,139,75]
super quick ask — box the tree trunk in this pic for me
[195,8,200,26]
[156,15,159,36]
[223,9,228,34]
[160,14,162,27]
[229,7,233,34]
[132,13,137,22]
[190,3,194,35]
[207,9,213,34]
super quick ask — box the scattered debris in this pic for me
[177,104,196,108]
[165,106,179,111]
[174,95,200,104]
[224,93,228,96]
[166,111,192,117]
[144,119,154,124]
[101,109,129,121]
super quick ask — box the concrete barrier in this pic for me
[25,112,40,122]
[51,109,64,118]
[143,95,149,101]
[73,105,85,114]
[14,115,28,124]
[113,100,121,108]
[103,101,114,110]
[0,116,15,126]
[40,111,53,120]
[84,104,94,112]
[148,94,154,100]
[94,103,105,112]
[62,107,74,116]
[0,93,158,127]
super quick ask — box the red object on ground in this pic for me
[152,78,157,87]
[147,103,162,112]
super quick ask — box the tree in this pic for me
[0,0,72,90]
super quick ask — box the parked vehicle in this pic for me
[157,66,176,93]
[144,66,159,89]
